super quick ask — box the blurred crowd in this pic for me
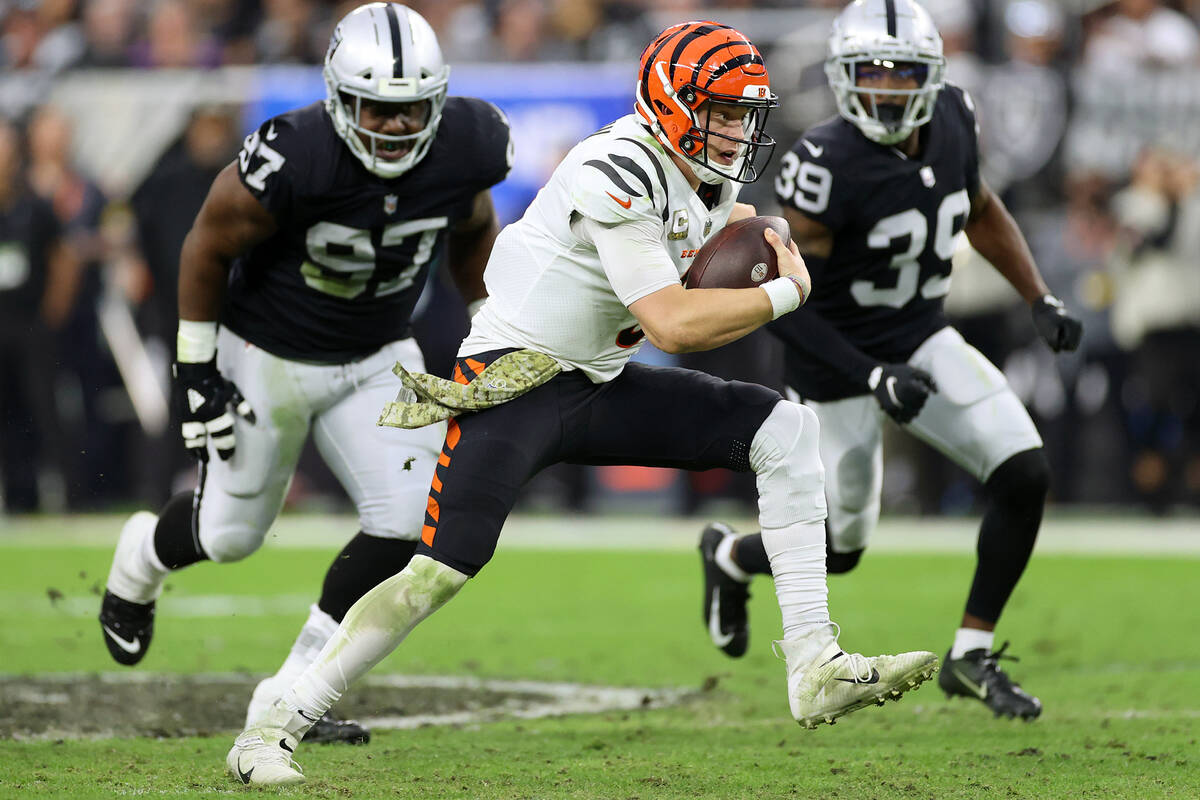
[1,0,1199,517]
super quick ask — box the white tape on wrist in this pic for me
[760,277,803,320]
[177,320,218,363]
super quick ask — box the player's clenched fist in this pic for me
[868,363,937,424]
[173,360,256,461]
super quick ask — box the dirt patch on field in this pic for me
[0,674,689,740]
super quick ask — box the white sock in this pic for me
[714,535,751,583]
[760,521,829,642]
[950,627,995,659]
[283,556,468,725]
[141,527,168,575]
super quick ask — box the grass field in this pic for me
[0,512,1197,798]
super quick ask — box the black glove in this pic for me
[173,359,256,461]
[868,363,938,425]
[1031,294,1083,352]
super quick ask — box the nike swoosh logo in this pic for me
[279,738,294,753]
[802,139,823,158]
[885,376,901,407]
[102,625,142,655]
[605,191,632,209]
[952,667,988,700]
[265,122,278,141]
[836,668,881,685]
[236,757,254,784]
[708,589,735,648]
[296,709,319,723]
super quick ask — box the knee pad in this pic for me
[750,400,827,528]
[199,520,267,563]
[986,447,1050,505]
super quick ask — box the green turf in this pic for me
[0,514,1197,798]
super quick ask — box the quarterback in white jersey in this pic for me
[227,20,939,785]
[465,113,740,380]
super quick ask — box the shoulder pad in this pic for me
[236,113,308,205]
[571,136,669,224]
[444,97,514,189]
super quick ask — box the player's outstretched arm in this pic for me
[447,189,499,317]
[627,226,805,353]
[964,179,1082,352]
[178,163,277,322]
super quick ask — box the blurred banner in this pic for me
[49,63,634,225]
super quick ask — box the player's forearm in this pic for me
[177,228,232,322]
[446,220,496,306]
[964,190,1048,304]
[767,308,876,387]
[640,286,775,353]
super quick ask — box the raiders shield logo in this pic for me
[920,167,936,188]
[384,194,399,215]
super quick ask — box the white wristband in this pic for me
[760,277,802,320]
[177,320,218,363]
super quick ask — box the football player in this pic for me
[698,0,1082,721]
[98,3,511,744]
[226,20,939,785]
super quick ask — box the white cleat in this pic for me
[226,728,305,786]
[776,627,938,730]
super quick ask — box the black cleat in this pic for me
[939,641,1042,720]
[698,523,751,658]
[98,590,155,666]
[302,712,371,745]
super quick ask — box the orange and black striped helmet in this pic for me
[635,21,779,184]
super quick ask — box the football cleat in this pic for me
[99,511,166,666]
[698,523,751,658]
[98,591,155,666]
[776,626,938,729]
[303,712,371,745]
[939,642,1043,720]
[227,729,304,786]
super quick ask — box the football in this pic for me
[684,215,791,290]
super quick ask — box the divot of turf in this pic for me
[0,673,693,740]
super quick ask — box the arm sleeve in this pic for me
[766,256,877,388]
[580,215,680,307]
[952,85,983,201]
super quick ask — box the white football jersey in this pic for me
[462,114,740,382]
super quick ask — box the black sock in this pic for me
[318,533,419,622]
[965,448,1050,622]
[732,532,772,575]
[153,490,209,570]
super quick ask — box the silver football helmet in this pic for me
[323,3,450,178]
[824,0,946,145]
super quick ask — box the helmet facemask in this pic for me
[326,82,447,178]
[638,60,779,185]
[825,55,944,145]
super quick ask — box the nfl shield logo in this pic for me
[384,194,398,215]
[920,167,936,188]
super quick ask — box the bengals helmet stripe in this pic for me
[635,20,778,184]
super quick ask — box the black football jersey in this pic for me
[772,84,981,401]
[223,97,511,362]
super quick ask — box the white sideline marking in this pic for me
[2,513,1198,555]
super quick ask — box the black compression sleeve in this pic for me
[766,297,877,389]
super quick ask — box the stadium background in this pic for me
[1,0,1198,520]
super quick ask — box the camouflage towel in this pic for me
[377,349,562,429]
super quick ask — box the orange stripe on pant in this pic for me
[422,418,461,547]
